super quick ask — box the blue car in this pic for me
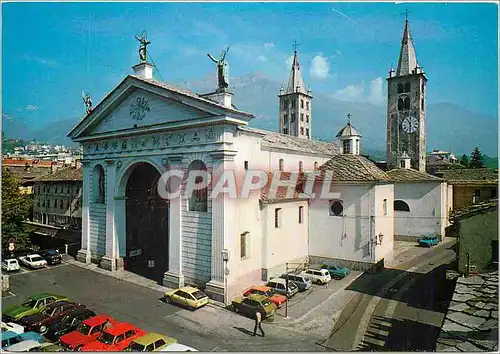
[1,331,43,348]
[320,264,351,279]
[418,234,440,247]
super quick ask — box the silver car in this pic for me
[265,277,299,298]
[280,273,312,292]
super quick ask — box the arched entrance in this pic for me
[124,163,169,283]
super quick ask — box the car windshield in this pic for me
[423,236,433,240]
[98,332,115,345]
[260,299,272,307]
[124,342,145,352]
[191,291,206,300]
[31,256,44,262]
[263,290,274,297]
[77,323,91,335]
[61,315,72,325]
[289,282,297,289]
[22,299,38,308]
[47,250,58,255]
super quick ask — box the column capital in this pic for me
[209,150,237,162]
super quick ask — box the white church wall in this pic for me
[393,182,444,238]
[261,200,309,279]
[374,183,394,262]
[309,184,375,265]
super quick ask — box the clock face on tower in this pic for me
[401,113,419,134]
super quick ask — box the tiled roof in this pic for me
[437,168,498,185]
[319,154,390,182]
[260,172,309,204]
[386,168,444,182]
[238,126,339,156]
[451,199,498,221]
[130,75,254,117]
[33,167,83,182]
[3,158,54,167]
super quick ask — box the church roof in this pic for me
[238,126,339,157]
[386,168,443,183]
[32,166,83,182]
[436,168,498,185]
[260,172,309,204]
[284,51,308,95]
[319,154,390,182]
[396,20,419,77]
[336,121,361,138]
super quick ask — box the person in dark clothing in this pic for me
[253,311,265,337]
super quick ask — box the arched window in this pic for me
[279,159,284,172]
[394,200,410,212]
[187,160,208,212]
[300,127,304,135]
[314,162,319,170]
[404,97,410,110]
[404,82,410,92]
[93,165,105,204]
[397,84,403,94]
[398,98,404,111]
[298,161,303,172]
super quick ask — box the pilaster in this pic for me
[76,160,92,264]
[100,159,120,271]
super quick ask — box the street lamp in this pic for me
[222,249,230,306]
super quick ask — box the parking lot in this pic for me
[2,262,333,352]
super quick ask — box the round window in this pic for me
[330,201,343,216]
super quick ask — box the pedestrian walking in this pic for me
[253,311,265,337]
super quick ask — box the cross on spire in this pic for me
[404,9,410,21]
[292,40,300,53]
[347,113,352,123]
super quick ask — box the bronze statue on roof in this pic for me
[207,47,230,92]
[135,31,151,63]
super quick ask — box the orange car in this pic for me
[242,286,287,308]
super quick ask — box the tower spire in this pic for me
[396,15,418,76]
[285,44,306,94]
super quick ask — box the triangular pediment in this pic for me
[68,75,253,140]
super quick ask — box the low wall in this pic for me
[308,255,384,274]
[395,234,443,243]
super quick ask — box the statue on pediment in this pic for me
[208,47,230,92]
[82,91,93,115]
[135,31,151,63]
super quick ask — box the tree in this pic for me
[470,147,485,169]
[459,154,470,168]
[1,168,34,253]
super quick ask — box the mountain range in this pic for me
[3,72,497,157]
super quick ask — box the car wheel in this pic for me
[39,325,47,334]
[75,345,83,351]
[188,305,195,311]
[234,306,239,313]
[164,296,171,304]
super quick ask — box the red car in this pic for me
[59,314,117,351]
[79,322,146,351]
[243,285,287,308]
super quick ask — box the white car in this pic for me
[4,339,45,352]
[1,321,24,334]
[2,259,20,272]
[161,343,198,352]
[300,268,331,285]
[18,254,47,269]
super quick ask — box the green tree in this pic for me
[459,154,470,168]
[1,168,34,252]
[470,147,485,169]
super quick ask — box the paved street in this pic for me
[320,237,457,351]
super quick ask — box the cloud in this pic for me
[2,113,12,120]
[367,77,384,105]
[257,55,267,62]
[333,77,385,105]
[310,54,330,80]
[25,104,38,111]
[22,54,57,67]
[264,42,275,50]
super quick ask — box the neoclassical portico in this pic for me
[68,58,253,300]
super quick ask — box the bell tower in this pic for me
[386,15,427,172]
[278,45,313,139]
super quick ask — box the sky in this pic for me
[2,1,498,130]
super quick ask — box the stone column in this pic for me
[100,159,118,271]
[163,155,185,288]
[76,160,92,264]
[205,151,236,303]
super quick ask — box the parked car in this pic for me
[164,286,210,310]
[79,322,146,352]
[1,321,24,334]
[18,254,47,269]
[40,249,62,265]
[279,273,312,292]
[265,277,299,298]
[124,332,177,352]
[2,293,68,322]
[242,285,287,308]
[19,300,85,334]
[59,314,118,351]
[231,293,276,319]
[300,268,332,285]
[320,264,351,279]
[4,339,46,352]
[418,234,440,247]
[1,331,43,349]
[41,343,66,352]
[2,258,20,272]
[160,343,198,352]
[44,308,96,342]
